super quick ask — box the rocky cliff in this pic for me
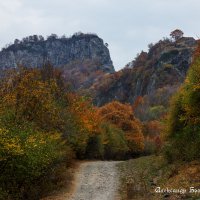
[90,37,197,109]
[0,33,114,89]
[0,33,197,119]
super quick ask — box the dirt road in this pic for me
[69,161,121,200]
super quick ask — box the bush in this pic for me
[101,123,129,160]
[0,126,69,199]
[147,105,166,120]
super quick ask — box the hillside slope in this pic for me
[91,37,197,107]
[0,34,197,110]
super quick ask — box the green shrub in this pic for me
[147,105,166,120]
[101,123,129,160]
[83,123,129,160]
[165,48,200,162]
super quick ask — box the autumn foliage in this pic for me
[98,101,144,155]
[165,42,200,162]
[0,67,73,199]
[0,64,147,199]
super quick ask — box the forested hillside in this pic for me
[90,35,197,123]
[118,41,200,200]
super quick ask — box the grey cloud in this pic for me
[0,0,200,70]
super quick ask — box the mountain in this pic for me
[89,36,197,120]
[0,33,198,120]
[0,32,114,89]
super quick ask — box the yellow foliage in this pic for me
[0,128,24,159]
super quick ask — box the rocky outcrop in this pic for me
[91,37,197,106]
[0,33,114,72]
[0,33,114,89]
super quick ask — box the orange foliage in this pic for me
[132,96,144,113]
[67,93,101,135]
[98,101,144,153]
[144,120,163,138]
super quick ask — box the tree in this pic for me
[47,34,58,40]
[133,51,148,67]
[132,96,144,113]
[14,39,20,45]
[65,94,102,158]
[98,101,144,155]
[100,123,129,159]
[0,68,66,131]
[38,35,44,41]
[61,35,67,39]
[0,67,73,199]
[148,43,154,50]
[170,29,184,41]
[41,61,54,82]
[73,32,83,37]
[33,35,39,42]
[165,42,200,162]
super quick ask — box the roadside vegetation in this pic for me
[118,42,200,200]
[0,63,144,199]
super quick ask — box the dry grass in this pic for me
[117,156,200,200]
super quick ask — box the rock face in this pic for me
[0,33,197,114]
[91,37,197,106]
[0,33,114,72]
[0,33,114,89]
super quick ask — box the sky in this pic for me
[0,0,200,70]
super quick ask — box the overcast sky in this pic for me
[0,0,200,70]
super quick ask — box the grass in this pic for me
[117,155,200,200]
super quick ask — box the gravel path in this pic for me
[69,161,121,200]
